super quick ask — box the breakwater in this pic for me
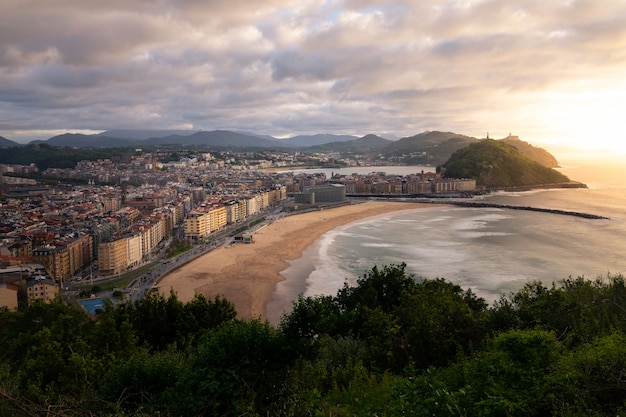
[349,195,610,220]
[442,201,609,220]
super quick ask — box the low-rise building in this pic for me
[0,283,18,310]
[301,184,346,202]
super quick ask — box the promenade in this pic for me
[157,200,428,319]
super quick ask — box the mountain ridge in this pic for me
[277,133,359,147]
[96,129,200,139]
[0,130,561,173]
[141,130,292,148]
[307,134,392,153]
[26,131,363,149]
[0,135,24,147]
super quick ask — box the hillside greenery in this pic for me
[307,134,392,154]
[503,136,559,168]
[0,144,139,170]
[443,139,570,188]
[0,132,563,175]
[2,264,626,416]
[0,136,19,147]
[383,131,479,165]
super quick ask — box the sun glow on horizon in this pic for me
[529,79,626,158]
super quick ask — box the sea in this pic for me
[266,159,626,325]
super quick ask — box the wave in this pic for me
[272,185,626,322]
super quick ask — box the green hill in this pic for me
[442,139,570,188]
[502,135,559,168]
[383,131,479,164]
[308,134,392,153]
[0,135,21,147]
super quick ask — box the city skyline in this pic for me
[1,1,625,156]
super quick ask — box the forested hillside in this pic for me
[503,135,560,168]
[2,265,626,416]
[383,131,479,164]
[0,143,137,170]
[443,139,570,188]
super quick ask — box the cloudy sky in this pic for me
[1,0,625,155]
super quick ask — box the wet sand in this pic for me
[157,201,429,319]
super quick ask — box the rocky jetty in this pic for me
[445,201,609,220]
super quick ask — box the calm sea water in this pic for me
[266,160,626,324]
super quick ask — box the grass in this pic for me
[74,263,155,291]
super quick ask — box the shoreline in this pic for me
[157,201,430,319]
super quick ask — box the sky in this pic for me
[1,0,626,157]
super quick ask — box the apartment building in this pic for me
[64,234,93,277]
[126,233,143,268]
[258,192,270,210]
[184,211,209,240]
[208,205,227,233]
[103,195,122,212]
[90,220,120,259]
[266,188,281,206]
[32,246,70,283]
[344,180,372,194]
[169,200,186,224]
[26,276,59,303]
[148,216,166,247]
[296,184,346,204]
[98,238,128,276]
[372,181,395,194]
[184,198,252,241]
[31,232,93,283]
[244,196,259,217]
[0,283,18,310]
[224,200,244,224]
[432,178,476,193]
[405,179,433,194]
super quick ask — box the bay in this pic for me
[267,159,626,324]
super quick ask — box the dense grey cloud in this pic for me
[1,0,625,152]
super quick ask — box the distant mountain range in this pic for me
[27,130,360,149]
[307,134,393,153]
[96,129,201,140]
[0,136,21,147]
[280,134,360,147]
[0,129,560,168]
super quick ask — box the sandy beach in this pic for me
[157,201,430,319]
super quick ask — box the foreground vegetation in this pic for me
[2,264,626,416]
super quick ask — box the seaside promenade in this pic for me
[157,200,426,319]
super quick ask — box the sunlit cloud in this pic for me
[0,0,625,156]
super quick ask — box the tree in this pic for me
[396,329,563,417]
[99,349,185,415]
[463,329,562,416]
[171,319,294,416]
[280,294,342,340]
[396,278,488,369]
[548,332,626,415]
[487,275,626,347]
[113,291,236,350]
[336,263,416,313]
